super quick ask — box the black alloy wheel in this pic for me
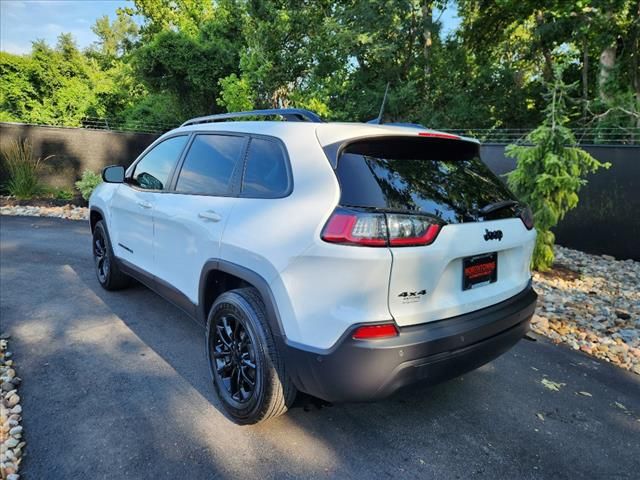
[92,220,130,291]
[211,313,257,403]
[93,227,110,284]
[206,288,296,424]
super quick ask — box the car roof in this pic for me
[172,121,479,147]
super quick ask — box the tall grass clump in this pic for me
[1,139,52,199]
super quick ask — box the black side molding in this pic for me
[117,258,198,321]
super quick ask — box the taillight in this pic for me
[321,209,387,246]
[387,214,441,246]
[352,323,399,340]
[520,206,534,230]
[321,208,442,247]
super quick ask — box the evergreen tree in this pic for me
[506,64,611,271]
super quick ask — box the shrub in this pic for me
[54,188,74,201]
[75,170,103,200]
[1,139,52,199]
[506,65,610,271]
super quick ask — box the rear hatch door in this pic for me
[335,135,536,327]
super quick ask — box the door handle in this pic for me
[137,201,152,209]
[198,210,222,222]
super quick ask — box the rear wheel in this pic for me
[206,287,296,424]
[93,220,130,290]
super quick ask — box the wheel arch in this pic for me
[198,260,286,341]
[89,206,106,232]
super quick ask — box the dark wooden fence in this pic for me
[2,122,638,260]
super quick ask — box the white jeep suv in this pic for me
[89,109,537,424]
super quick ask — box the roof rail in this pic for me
[181,108,323,127]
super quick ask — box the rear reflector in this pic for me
[352,324,399,340]
[322,208,442,247]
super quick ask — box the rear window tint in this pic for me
[241,138,289,198]
[336,137,516,224]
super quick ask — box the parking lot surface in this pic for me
[1,215,639,479]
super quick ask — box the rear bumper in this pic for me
[286,285,537,403]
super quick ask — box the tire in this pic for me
[92,220,130,291]
[206,287,296,424]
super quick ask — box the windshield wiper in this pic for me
[478,200,519,216]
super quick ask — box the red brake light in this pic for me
[321,210,387,246]
[352,323,399,340]
[387,214,441,246]
[418,132,460,140]
[520,206,534,230]
[322,209,442,247]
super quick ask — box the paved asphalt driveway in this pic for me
[1,215,639,479]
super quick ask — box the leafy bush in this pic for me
[506,66,610,271]
[75,170,103,200]
[1,139,52,199]
[54,188,74,201]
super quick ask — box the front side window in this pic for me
[132,136,188,190]
[175,134,246,195]
[241,138,290,198]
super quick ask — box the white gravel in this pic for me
[1,204,88,221]
[1,335,24,480]
[532,245,640,375]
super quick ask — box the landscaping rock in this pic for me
[0,335,24,480]
[1,202,89,221]
[532,245,640,375]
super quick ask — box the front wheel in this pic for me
[92,220,130,290]
[206,288,296,424]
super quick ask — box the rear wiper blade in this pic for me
[478,200,519,216]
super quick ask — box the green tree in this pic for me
[127,0,243,122]
[89,13,139,64]
[0,35,111,126]
[506,64,610,271]
[217,74,254,112]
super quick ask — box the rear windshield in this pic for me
[336,137,517,224]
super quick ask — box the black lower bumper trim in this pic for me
[286,286,537,403]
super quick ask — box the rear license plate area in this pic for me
[463,252,497,290]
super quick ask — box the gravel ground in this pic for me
[532,246,640,375]
[0,205,88,221]
[0,335,24,480]
[1,206,638,376]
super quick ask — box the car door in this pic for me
[152,133,248,304]
[109,135,189,274]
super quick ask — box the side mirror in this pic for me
[102,165,125,183]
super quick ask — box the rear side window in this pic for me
[132,135,188,190]
[176,134,246,195]
[241,138,290,198]
[336,137,517,224]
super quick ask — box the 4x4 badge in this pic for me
[484,229,503,241]
[398,290,427,304]
[398,290,427,298]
